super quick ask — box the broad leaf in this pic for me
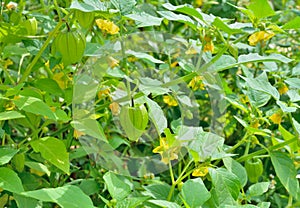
[180,178,211,207]
[103,172,131,201]
[111,0,136,15]
[116,197,149,208]
[0,167,24,193]
[14,96,56,120]
[30,137,70,174]
[0,148,18,165]
[14,194,41,208]
[162,3,204,21]
[223,157,248,188]
[145,97,167,134]
[209,168,241,202]
[21,185,94,208]
[34,78,63,96]
[282,16,300,29]
[70,0,107,12]
[142,183,171,200]
[126,12,163,27]
[157,11,197,31]
[148,200,181,208]
[247,0,275,19]
[0,111,25,121]
[247,182,270,197]
[270,151,299,198]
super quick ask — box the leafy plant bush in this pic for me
[0,0,300,207]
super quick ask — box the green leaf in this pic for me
[0,148,18,165]
[270,151,299,198]
[245,72,279,100]
[247,182,270,197]
[282,16,300,29]
[21,185,95,208]
[212,53,292,72]
[213,17,242,34]
[30,137,70,174]
[103,172,131,201]
[25,161,51,177]
[79,179,100,196]
[162,3,204,21]
[145,97,167,134]
[139,78,169,96]
[2,45,28,59]
[188,132,225,162]
[180,178,211,207]
[278,125,297,153]
[14,194,41,208]
[285,78,300,89]
[70,0,107,12]
[126,50,164,64]
[223,157,248,188]
[126,12,163,27]
[247,0,275,19]
[116,197,149,208]
[111,0,136,15]
[247,88,271,108]
[14,96,56,120]
[34,78,63,96]
[0,111,25,121]
[292,118,300,135]
[157,11,197,31]
[148,200,181,208]
[209,168,241,201]
[276,100,297,113]
[0,167,24,193]
[143,183,171,200]
[71,118,106,142]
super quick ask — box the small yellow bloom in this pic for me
[5,102,15,110]
[163,95,178,107]
[195,0,203,7]
[107,56,119,68]
[4,59,13,68]
[269,112,282,124]
[53,72,68,89]
[109,102,119,115]
[6,2,17,10]
[153,137,178,164]
[203,41,214,53]
[170,61,178,68]
[278,83,289,95]
[74,129,85,139]
[95,19,119,35]
[97,88,110,98]
[248,31,275,46]
[185,47,197,55]
[192,166,209,177]
[188,76,205,91]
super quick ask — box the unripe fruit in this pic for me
[74,10,94,29]
[119,104,149,141]
[52,29,86,66]
[245,158,263,183]
[24,17,38,35]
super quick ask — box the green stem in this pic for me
[237,137,298,162]
[18,16,67,84]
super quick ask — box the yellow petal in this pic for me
[192,166,209,177]
[163,95,178,107]
[248,31,275,46]
[269,112,282,124]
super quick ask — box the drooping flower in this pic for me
[153,137,178,164]
[95,19,119,35]
[192,166,209,177]
[277,83,288,95]
[269,112,282,124]
[203,35,214,53]
[188,76,205,91]
[163,95,178,107]
[248,31,275,46]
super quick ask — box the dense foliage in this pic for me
[0,0,300,207]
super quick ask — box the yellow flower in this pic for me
[163,95,178,107]
[6,2,18,10]
[74,129,85,139]
[109,102,119,115]
[248,31,275,46]
[278,83,288,95]
[53,72,69,89]
[203,41,214,53]
[107,56,119,68]
[188,76,205,91]
[95,19,119,35]
[153,137,178,164]
[192,166,209,177]
[195,0,203,7]
[269,112,282,124]
[4,59,13,68]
